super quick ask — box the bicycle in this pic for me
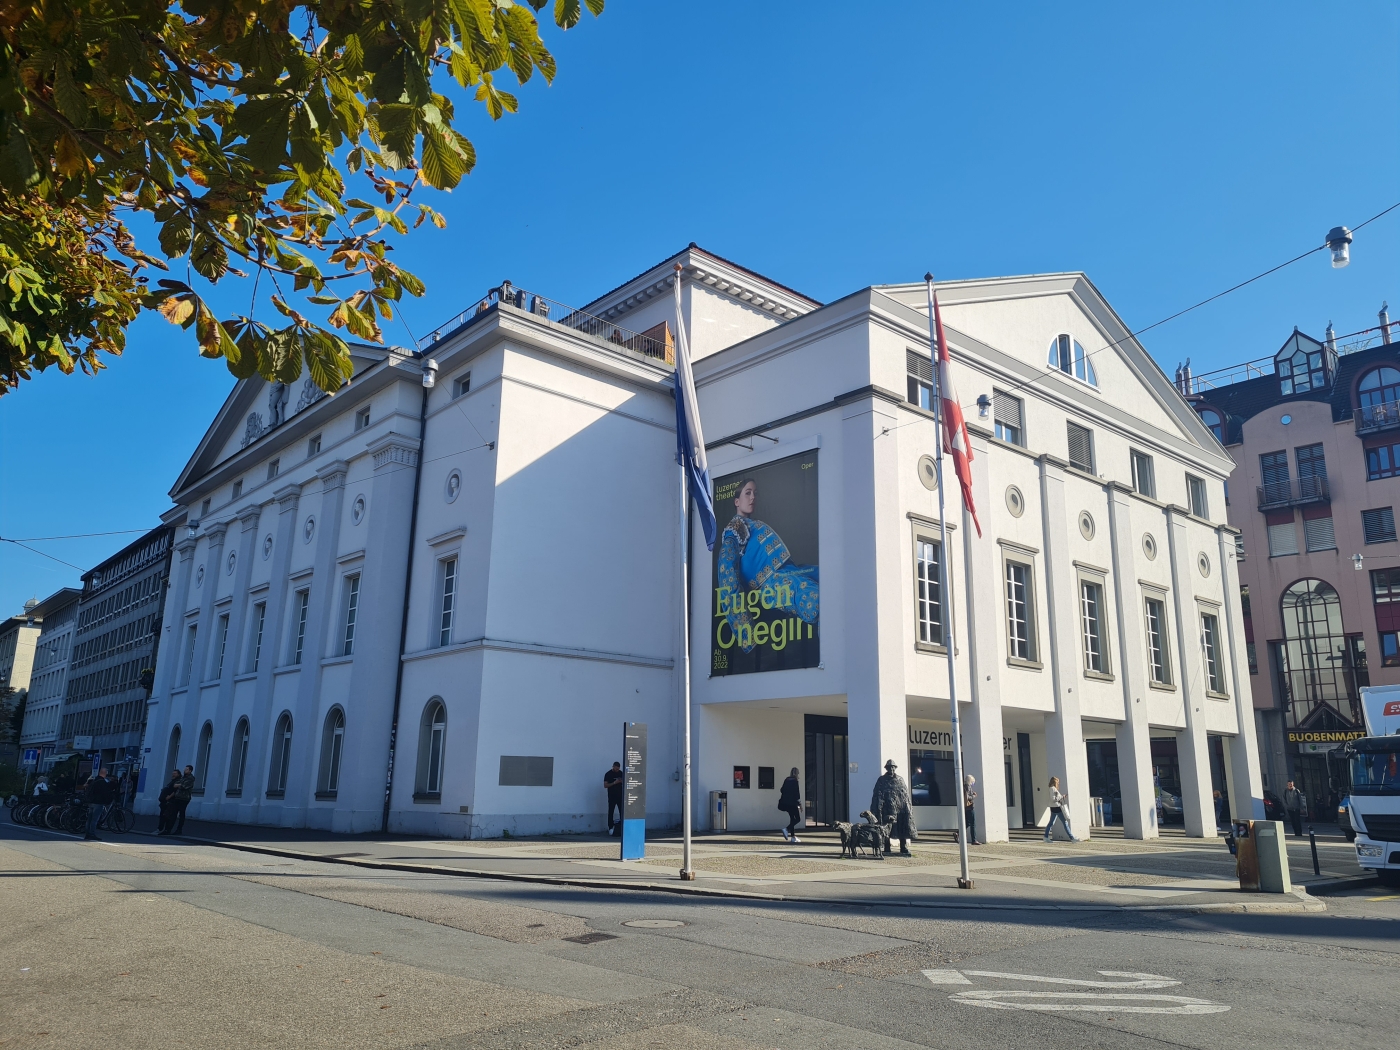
[99,802,130,834]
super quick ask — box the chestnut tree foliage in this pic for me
[0,0,603,395]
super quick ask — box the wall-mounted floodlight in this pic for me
[1327,226,1353,268]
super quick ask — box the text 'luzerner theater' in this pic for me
[136,245,1264,842]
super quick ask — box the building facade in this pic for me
[19,588,81,771]
[61,527,172,775]
[137,247,1265,840]
[1187,315,1399,820]
[0,600,42,768]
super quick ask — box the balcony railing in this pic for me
[1257,475,1330,510]
[419,282,674,364]
[1355,399,1400,434]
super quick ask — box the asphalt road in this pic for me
[3,823,1398,1050]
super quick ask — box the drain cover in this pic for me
[622,919,686,929]
[562,932,619,945]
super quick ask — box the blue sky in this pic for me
[2,1,1397,612]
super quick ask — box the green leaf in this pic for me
[554,0,582,29]
[190,231,228,280]
[420,129,464,190]
[341,33,365,76]
[53,63,90,125]
[157,214,193,258]
[289,107,324,172]
[375,103,418,161]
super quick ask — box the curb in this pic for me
[1299,872,1380,893]
[144,831,1327,915]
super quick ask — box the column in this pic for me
[1165,506,1215,837]
[181,522,228,758]
[1105,483,1157,839]
[1038,455,1092,836]
[207,505,261,817]
[1218,527,1266,820]
[137,533,197,809]
[281,461,349,825]
[842,395,908,821]
[961,430,1008,842]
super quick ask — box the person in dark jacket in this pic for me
[171,765,196,835]
[960,775,980,846]
[156,769,182,835]
[83,768,115,840]
[1283,781,1305,837]
[603,762,624,836]
[778,767,802,843]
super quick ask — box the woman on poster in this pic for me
[717,478,819,652]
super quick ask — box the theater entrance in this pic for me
[804,714,848,825]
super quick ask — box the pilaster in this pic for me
[1165,506,1216,837]
[1218,527,1266,820]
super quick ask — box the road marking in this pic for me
[922,969,973,984]
[1368,895,1400,902]
[950,991,1229,1014]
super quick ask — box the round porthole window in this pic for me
[226,550,237,576]
[1005,485,1025,518]
[1281,414,1292,425]
[1198,552,1211,578]
[195,564,205,588]
[351,495,366,525]
[262,534,274,560]
[445,470,462,503]
[1142,533,1158,561]
[303,516,316,544]
[1078,511,1095,540]
[917,455,939,492]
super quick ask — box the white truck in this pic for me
[1345,686,1400,885]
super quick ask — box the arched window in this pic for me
[1279,579,1364,727]
[318,707,346,796]
[165,725,182,778]
[1197,407,1224,442]
[227,717,250,793]
[194,722,214,791]
[267,712,293,797]
[1358,367,1400,429]
[1047,334,1098,387]
[415,698,446,798]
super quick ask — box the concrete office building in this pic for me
[137,247,1265,840]
[19,588,82,771]
[1186,312,1400,819]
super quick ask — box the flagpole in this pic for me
[926,273,973,891]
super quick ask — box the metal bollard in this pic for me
[1309,827,1320,876]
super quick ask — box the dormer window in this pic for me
[1047,334,1097,387]
[1275,329,1333,396]
[1197,406,1224,442]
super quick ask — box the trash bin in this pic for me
[1233,820,1260,891]
[709,790,728,833]
[1089,796,1105,828]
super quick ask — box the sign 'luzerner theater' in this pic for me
[136,245,1265,841]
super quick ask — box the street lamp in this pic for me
[1326,226,1353,269]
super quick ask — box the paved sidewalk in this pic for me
[132,817,1371,913]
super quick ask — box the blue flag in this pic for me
[673,269,717,550]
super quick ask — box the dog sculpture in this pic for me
[836,810,893,860]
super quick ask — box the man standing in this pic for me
[171,764,196,835]
[83,767,115,840]
[870,759,917,857]
[961,774,980,846]
[1283,780,1306,838]
[604,761,624,837]
[778,767,802,843]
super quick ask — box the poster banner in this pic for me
[711,451,819,675]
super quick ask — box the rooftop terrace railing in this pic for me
[1355,399,1400,434]
[419,282,674,365]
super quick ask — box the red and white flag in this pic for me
[930,287,981,537]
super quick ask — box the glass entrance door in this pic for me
[1017,733,1035,827]
[804,714,848,825]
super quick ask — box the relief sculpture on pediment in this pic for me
[241,411,265,448]
[295,375,326,414]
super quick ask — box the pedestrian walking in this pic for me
[778,767,802,843]
[171,765,195,835]
[83,767,115,840]
[1212,789,1229,831]
[156,769,181,834]
[1044,776,1078,842]
[870,759,917,856]
[33,776,49,798]
[961,774,980,845]
[604,761,624,836]
[1283,780,1306,837]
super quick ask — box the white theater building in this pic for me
[137,245,1265,841]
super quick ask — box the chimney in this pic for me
[1382,302,1393,345]
[1180,358,1193,397]
[1325,321,1337,353]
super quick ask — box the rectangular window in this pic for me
[267,459,280,481]
[250,601,266,672]
[438,557,457,647]
[1367,441,1400,481]
[1186,474,1208,518]
[1267,520,1299,557]
[993,389,1023,446]
[909,749,956,806]
[182,624,198,686]
[453,373,471,399]
[292,589,310,665]
[213,612,230,680]
[1004,561,1035,661]
[1363,506,1397,544]
[1260,450,1290,503]
[1144,597,1170,684]
[1371,568,1400,604]
[355,406,371,431]
[1067,422,1094,473]
[915,538,943,646]
[1296,442,1327,479]
[1382,632,1400,668]
[1130,450,1155,498]
[232,479,243,500]
[1303,515,1336,552]
[1080,579,1107,674]
[308,434,321,457]
[200,498,211,517]
[1201,612,1225,694]
[906,349,933,411]
[342,574,360,657]
[1247,641,1258,675]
